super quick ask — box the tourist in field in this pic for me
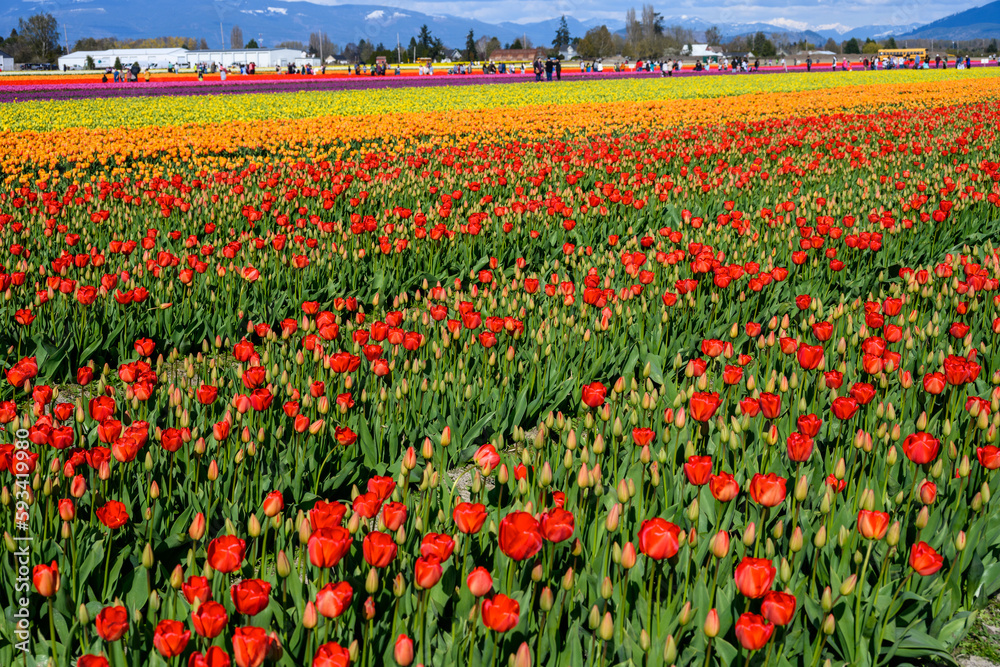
[556,59,561,80]
[545,58,553,81]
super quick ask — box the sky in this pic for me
[283,0,985,29]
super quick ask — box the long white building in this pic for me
[58,47,305,70]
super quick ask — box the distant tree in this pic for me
[704,26,721,46]
[113,56,122,70]
[843,37,861,54]
[862,38,879,54]
[406,37,418,60]
[309,33,337,59]
[823,38,839,53]
[552,15,571,51]
[884,36,897,49]
[343,42,358,61]
[85,55,95,69]
[752,32,777,57]
[15,13,60,63]
[577,25,616,58]
[358,39,374,63]
[230,26,243,50]
[988,38,997,53]
[199,38,208,50]
[465,29,476,61]
[246,39,258,49]
[510,38,522,50]
[485,37,501,58]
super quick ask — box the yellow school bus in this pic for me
[877,48,927,59]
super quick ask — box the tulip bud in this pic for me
[840,574,857,596]
[704,609,720,638]
[599,612,614,641]
[394,634,414,666]
[743,522,756,547]
[302,601,318,629]
[711,531,730,558]
[823,614,836,635]
[821,586,833,612]
[621,542,637,569]
[562,568,575,591]
[678,601,692,626]
[276,551,291,578]
[540,587,554,612]
[588,605,601,631]
[814,525,827,548]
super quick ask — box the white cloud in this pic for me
[365,10,385,20]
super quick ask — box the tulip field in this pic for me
[2,67,1000,667]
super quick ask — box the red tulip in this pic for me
[96,605,128,641]
[191,601,229,638]
[689,392,722,422]
[540,508,575,543]
[756,392,780,419]
[230,579,271,616]
[761,591,796,626]
[189,646,231,667]
[857,510,890,540]
[454,502,488,533]
[262,491,284,517]
[734,612,774,650]
[33,560,59,597]
[581,382,607,408]
[78,656,110,667]
[153,619,191,658]
[902,432,940,464]
[362,531,398,568]
[796,414,822,437]
[683,456,712,485]
[791,339,821,368]
[481,594,520,632]
[383,502,408,531]
[316,581,353,618]
[831,396,859,420]
[909,541,944,576]
[467,567,493,596]
[312,642,350,667]
[182,575,212,604]
[309,501,347,530]
[498,511,543,561]
[414,555,443,589]
[785,432,813,462]
[638,518,681,560]
[207,535,246,573]
[734,557,776,599]
[420,533,456,560]
[197,384,219,405]
[394,634,414,666]
[709,471,740,502]
[977,446,1000,470]
[748,473,787,507]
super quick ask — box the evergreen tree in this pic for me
[465,29,476,61]
[552,15,571,51]
[843,38,861,54]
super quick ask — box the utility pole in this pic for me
[397,32,400,64]
[220,23,225,50]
